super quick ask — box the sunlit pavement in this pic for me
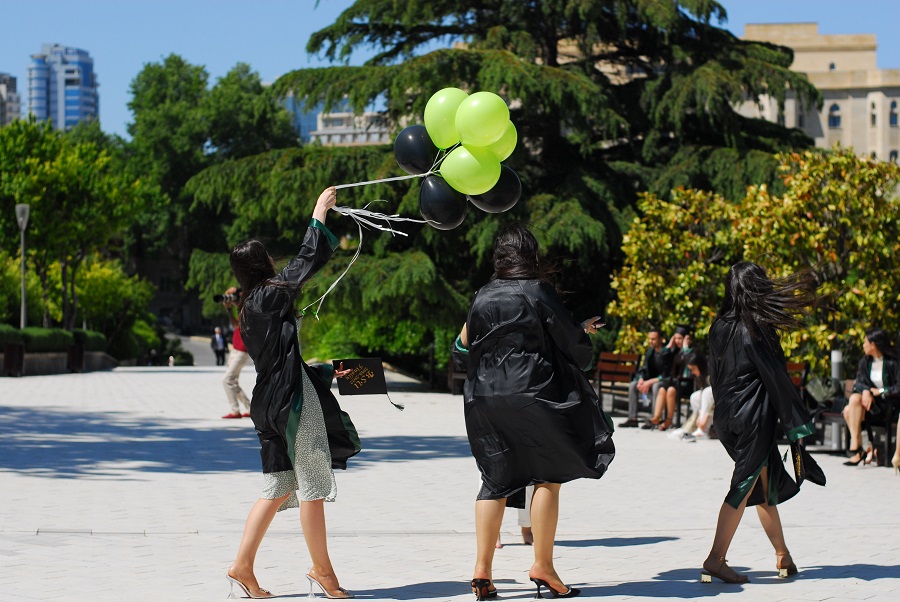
[1,366,898,601]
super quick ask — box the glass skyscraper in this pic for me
[27,44,99,130]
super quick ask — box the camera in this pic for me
[213,290,241,303]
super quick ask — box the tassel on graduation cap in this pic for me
[333,357,404,411]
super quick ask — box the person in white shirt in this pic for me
[842,328,898,466]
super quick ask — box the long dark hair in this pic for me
[865,327,896,359]
[491,222,556,282]
[687,352,708,380]
[717,261,818,341]
[230,239,299,326]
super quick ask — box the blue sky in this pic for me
[1,0,898,138]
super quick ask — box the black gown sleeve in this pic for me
[276,219,339,301]
[533,282,593,371]
[747,329,814,441]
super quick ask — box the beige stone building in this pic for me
[737,23,900,162]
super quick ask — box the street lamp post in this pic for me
[15,204,30,329]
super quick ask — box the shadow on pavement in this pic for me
[557,535,679,547]
[351,435,472,467]
[0,405,261,478]
[0,406,472,478]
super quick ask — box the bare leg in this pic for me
[842,393,864,459]
[754,467,787,553]
[754,467,797,574]
[661,387,677,428]
[302,499,347,595]
[529,483,568,592]
[649,389,666,423]
[229,494,290,596]
[704,475,756,582]
[474,498,506,582]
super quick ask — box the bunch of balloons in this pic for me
[392,88,523,230]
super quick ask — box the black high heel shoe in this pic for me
[843,447,864,466]
[530,578,580,599]
[470,579,497,600]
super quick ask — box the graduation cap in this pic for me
[332,357,403,410]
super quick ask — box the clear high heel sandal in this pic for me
[307,573,354,599]
[226,573,274,599]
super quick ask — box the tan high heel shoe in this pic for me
[701,556,749,584]
[776,552,798,578]
[891,453,900,476]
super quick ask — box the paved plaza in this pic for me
[1,362,899,601]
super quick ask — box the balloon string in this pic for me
[333,144,459,190]
[335,172,429,190]
[300,202,428,319]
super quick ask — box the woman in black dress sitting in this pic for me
[453,223,615,599]
[842,328,899,466]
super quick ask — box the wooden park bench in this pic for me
[595,352,641,414]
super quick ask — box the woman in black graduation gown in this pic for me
[225,186,361,600]
[453,224,615,600]
[703,261,824,584]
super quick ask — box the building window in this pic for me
[890,150,898,163]
[870,151,877,160]
[891,101,898,127]
[829,62,836,71]
[797,113,805,128]
[828,104,841,129]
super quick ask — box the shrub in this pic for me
[20,327,75,352]
[72,328,108,352]
[0,323,23,345]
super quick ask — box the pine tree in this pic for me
[188,0,820,373]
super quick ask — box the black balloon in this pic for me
[394,125,438,175]
[467,165,521,213]
[419,175,468,230]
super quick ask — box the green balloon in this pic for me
[440,145,501,196]
[424,87,469,149]
[455,92,510,147]
[484,121,517,161]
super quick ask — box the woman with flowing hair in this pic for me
[225,186,361,599]
[702,261,825,584]
[453,223,615,599]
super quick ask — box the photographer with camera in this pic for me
[220,287,252,419]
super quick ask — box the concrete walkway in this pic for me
[0,366,898,601]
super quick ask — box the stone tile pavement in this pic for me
[0,366,898,601]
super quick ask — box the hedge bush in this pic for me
[20,327,75,353]
[72,328,107,352]
[0,323,23,346]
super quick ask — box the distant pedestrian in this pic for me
[211,326,227,366]
[702,261,824,584]
[221,288,251,419]
[225,186,360,600]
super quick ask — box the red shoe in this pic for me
[241,413,251,418]
[222,412,243,419]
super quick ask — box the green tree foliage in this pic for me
[184,0,818,374]
[0,249,43,326]
[0,120,147,330]
[128,57,301,324]
[76,256,156,348]
[610,147,900,374]
[207,63,299,159]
